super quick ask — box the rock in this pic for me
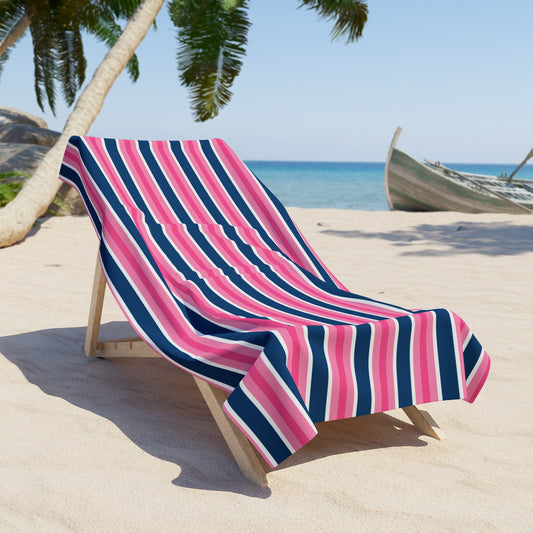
[0,123,60,146]
[0,106,48,129]
[0,142,49,176]
[47,182,87,216]
[0,107,85,216]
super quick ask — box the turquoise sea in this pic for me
[245,161,533,211]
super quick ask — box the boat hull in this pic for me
[386,146,531,214]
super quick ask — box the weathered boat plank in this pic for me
[384,128,533,214]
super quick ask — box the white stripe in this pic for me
[409,315,417,405]
[349,326,358,417]
[323,327,333,420]
[303,327,314,407]
[368,322,376,413]
[462,330,473,351]
[392,318,400,409]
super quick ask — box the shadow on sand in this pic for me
[1,323,432,496]
[322,220,533,256]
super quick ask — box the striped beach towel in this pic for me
[59,136,490,467]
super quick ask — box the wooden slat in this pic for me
[96,338,160,358]
[193,376,269,488]
[402,405,446,440]
[84,256,107,357]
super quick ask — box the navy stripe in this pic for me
[464,335,483,379]
[434,310,461,400]
[305,326,330,421]
[395,316,413,407]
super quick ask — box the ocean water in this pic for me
[245,160,533,211]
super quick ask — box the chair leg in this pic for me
[193,377,269,488]
[402,406,446,440]
[85,255,107,357]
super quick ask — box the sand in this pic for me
[1,209,532,532]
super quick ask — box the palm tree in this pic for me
[0,0,368,247]
[0,0,142,114]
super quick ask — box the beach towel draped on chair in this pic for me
[59,136,490,467]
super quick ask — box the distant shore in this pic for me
[1,210,532,531]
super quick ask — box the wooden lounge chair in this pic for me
[60,136,490,487]
[85,255,445,487]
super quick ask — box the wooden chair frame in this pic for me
[85,254,444,488]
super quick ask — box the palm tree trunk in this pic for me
[0,12,31,57]
[0,0,165,248]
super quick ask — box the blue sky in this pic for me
[1,0,533,163]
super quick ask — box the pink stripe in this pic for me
[371,321,384,412]
[239,239,407,323]
[372,319,397,413]
[410,312,443,405]
[281,326,311,400]
[326,327,349,419]
[85,139,133,207]
[410,313,425,404]
[424,312,440,401]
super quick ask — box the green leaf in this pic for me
[299,0,368,43]
[169,0,250,121]
[0,1,27,80]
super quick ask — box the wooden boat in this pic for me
[385,127,533,214]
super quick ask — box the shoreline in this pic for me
[1,211,532,530]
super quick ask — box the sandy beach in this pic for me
[1,209,532,531]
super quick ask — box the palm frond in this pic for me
[11,0,144,112]
[299,0,368,43]
[0,50,10,80]
[169,0,250,121]
[56,25,87,106]
[0,0,27,61]
[105,0,143,19]
[29,3,58,114]
[0,0,25,38]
